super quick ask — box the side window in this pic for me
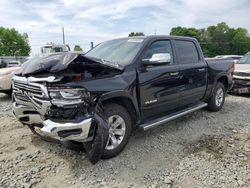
[143,40,174,64]
[175,40,199,64]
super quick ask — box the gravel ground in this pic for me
[0,93,250,188]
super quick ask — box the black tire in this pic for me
[4,89,12,96]
[101,103,132,159]
[206,82,226,112]
[84,124,107,164]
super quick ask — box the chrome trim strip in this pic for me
[13,75,62,83]
[27,76,62,83]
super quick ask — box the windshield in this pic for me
[239,53,250,64]
[85,38,144,65]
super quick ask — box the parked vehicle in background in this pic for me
[0,58,28,94]
[0,44,70,95]
[0,60,7,68]
[231,52,250,93]
[41,44,70,54]
[12,36,234,164]
[0,66,21,95]
[7,60,22,67]
[215,55,243,64]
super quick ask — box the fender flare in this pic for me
[99,90,140,121]
[214,73,229,89]
[210,73,229,97]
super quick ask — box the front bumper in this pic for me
[231,78,250,94]
[12,75,95,143]
[13,102,93,142]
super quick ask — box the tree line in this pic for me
[1,22,250,57]
[0,27,30,56]
[170,22,250,57]
[0,27,84,56]
[129,22,250,57]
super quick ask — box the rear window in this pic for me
[175,40,199,64]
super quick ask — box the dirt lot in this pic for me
[0,93,250,188]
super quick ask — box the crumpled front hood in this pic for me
[18,52,124,76]
[235,64,250,73]
[19,52,79,75]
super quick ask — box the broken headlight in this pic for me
[48,88,90,106]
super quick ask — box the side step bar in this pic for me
[140,102,208,131]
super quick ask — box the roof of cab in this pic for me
[110,35,197,42]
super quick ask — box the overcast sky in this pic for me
[1,0,250,55]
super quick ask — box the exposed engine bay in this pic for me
[12,53,122,164]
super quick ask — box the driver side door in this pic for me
[138,40,181,120]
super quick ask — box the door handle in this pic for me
[197,68,205,72]
[170,72,179,76]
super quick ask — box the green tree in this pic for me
[0,27,31,56]
[230,28,250,55]
[74,45,83,51]
[128,32,145,37]
[170,27,200,40]
[170,22,250,57]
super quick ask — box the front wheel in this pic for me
[101,103,132,159]
[206,82,226,112]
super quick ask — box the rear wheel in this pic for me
[206,82,226,112]
[101,103,132,159]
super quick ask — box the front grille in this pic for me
[234,72,250,77]
[14,92,30,102]
[13,81,43,96]
[234,79,250,87]
[13,77,48,109]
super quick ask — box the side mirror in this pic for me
[142,53,171,66]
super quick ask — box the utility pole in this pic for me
[154,29,157,35]
[62,27,65,44]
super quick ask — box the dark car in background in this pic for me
[0,60,7,68]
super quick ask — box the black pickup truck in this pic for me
[12,36,234,163]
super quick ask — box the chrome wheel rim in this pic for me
[105,115,126,150]
[215,88,224,107]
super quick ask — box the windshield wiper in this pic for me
[84,56,124,70]
[101,59,120,68]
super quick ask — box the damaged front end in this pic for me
[12,53,121,164]
[232,72,250,94]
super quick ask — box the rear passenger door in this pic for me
[174,39,207,107]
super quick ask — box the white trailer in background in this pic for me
[41,44,70,54]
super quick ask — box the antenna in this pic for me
[154,29,157,35]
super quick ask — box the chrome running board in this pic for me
[140,102,208,131]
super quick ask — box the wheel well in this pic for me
[217,76,228,90]
[102,97,138,128]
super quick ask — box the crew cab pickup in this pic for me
[12,36,234,164]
